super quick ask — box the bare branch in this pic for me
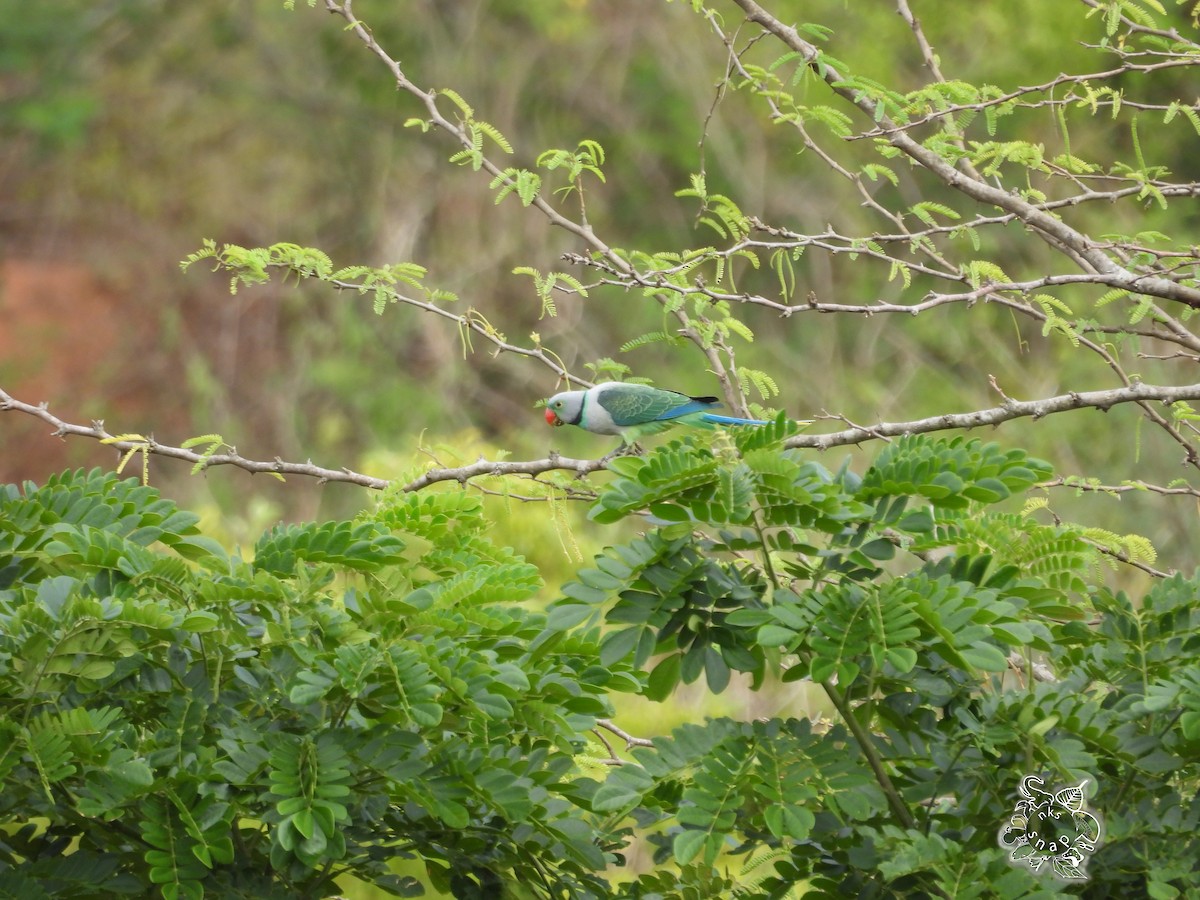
[1040,475,1200,500]
[322,0,625,272]
[0,387,598,492]
[594,718,655,750]
[787,381,1200,461]
[0,389,390,489]
[8,380,1200,491]
[1007,652,1059,684]
[728,0,1200,310]
[396,453,604,493]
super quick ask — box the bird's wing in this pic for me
[599,385,715,426]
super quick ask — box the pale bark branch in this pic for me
[1040,475,1200,500]
[322,0,757,416]
[7,381,1200,491]
[793,381,1200,460]
[728,0,1200,310]
[322,0,624,272]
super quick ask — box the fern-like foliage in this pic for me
[0,471,624,898]
[181,240,458,318]
[252,521,410,574]
[858,434,1052,509]
[547,425,1200,895]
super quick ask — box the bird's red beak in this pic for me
[545,407,562,427]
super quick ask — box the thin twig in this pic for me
[1040,475,1200,499]
[1086,538,1172,579]
[729,0,1200,311]
[594,718,655,749]
[790,381,1200,459]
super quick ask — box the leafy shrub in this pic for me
[555,431,1200,897]
[2,442,1197,897]
[0,469,627,898]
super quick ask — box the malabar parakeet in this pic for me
[543,383,767,445]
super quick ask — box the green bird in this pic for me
[543,382,766,445]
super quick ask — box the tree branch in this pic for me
[729,0,1200,310]
[323,0,626,273]
[1041,475,1200,500]
[793,380,1200,459]
[323,0,763,415]
[0,387,601,491]
[8,380,1200,490]
[594,718,655,750]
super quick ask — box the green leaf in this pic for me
[599,626,643,666]
[959,642,1009,671]
[673,828,709,865]
[592,766,654,811]
[181,611,220,632]
[886,647,918,673]
[756,624,799,648]
[546,600,596,631]
[646,654,681,701]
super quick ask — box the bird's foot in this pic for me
[599,442,644,464]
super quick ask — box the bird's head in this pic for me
[543,391,582,427]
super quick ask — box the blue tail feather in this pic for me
[701,413,768,426]
[657,399,721,420]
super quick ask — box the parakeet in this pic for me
[543,382,767,445]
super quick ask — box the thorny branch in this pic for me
[309,0,1200,470]
[729,0,1200,310]
[9,2,1200,547]
[7,380,1200,489]
[591,719,656,765]
[322,0,751,416]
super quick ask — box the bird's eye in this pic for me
[554,401,562,407]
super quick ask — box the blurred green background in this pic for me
[6,0,1198,600]
[6,0,1195,546]
[4,0,1198,652]
[5,1,1200,893]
